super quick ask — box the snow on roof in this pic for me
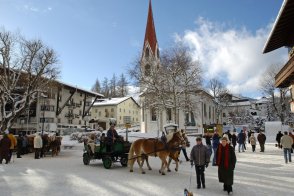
[57,80,104,97]
[228,101,252,107]
[93,97,132,106]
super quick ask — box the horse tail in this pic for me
[128,141,136,165]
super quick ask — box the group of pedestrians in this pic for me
[0,130,48,163]
[276,131,293,164]
[190,134,236,195]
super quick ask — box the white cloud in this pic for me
[24,5,39,12]
[175,17,288,97]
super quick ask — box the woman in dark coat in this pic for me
[0,134,12,164]
[216,137,236,195]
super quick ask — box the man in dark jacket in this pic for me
[106,123,120,152]
[276,131,283,148]
[231,132,237,151]
[237,130,245,152]
[0,134,11,164]
[216,137,236,195]
[190,137,210,189]
[257,131,266,152]
[212,131,220,166]
[16,133,23,158]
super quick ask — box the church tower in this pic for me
[140,0,161,133]
[141,0,160,82]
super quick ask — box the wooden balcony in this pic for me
[275,55,294,88]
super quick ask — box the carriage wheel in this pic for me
[83,153,90,165]
[103,157,112,169]
[120,157,128,167]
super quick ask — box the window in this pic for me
[223,113,226,117]
[40,118,54,123]
[166,108,172,121]
[204,104,207,117]
[105,109,109,117]
[58,119,61,123]
[145,47,149,59]
[68,119,72,124]
[98,111,101,117]
[111,108,114,112]
[79,120,81,125]
[209,106,211,119]
[145,64,151,76]
[95,109,98,113]
[157,48,160,58]
[151,107,157,121]
[41,105,54,111]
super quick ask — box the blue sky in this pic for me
[0,0,287,98]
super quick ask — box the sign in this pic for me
[123,116,131,124]
[125,123,131,128]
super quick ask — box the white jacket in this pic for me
[281,135,293,149]
[34,135,43,148]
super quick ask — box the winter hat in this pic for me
[221,136,228,141]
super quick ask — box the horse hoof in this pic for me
[148,168,152,170]
[142,171,146,174]
[162,172,166,175]
[167,169,171,172]
[130,170,133,172]
[175,168,178,172]
[159,170,161,173]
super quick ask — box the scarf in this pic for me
[217,143,229,170]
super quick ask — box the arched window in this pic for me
[145,64,151,76]
[157,48,160,58]
[145,48,149,59]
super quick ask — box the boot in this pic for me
[227,185,233,195]
[223,184,227,191]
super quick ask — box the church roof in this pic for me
[143,0,158,54]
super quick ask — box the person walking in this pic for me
[16,133,23,158]
[190,137,210,189]
[289,131,294,153]
[237,130,245,152]
[216,137,236,195]
[204,133,212,158]
[0,134,11,164]
[231,132,237,151]
[257,131,266,152]
[276,131,283,148]
[34,133,43,159]
[280,131,293,164]
[249,133,256,152]
[7,130,17,162]
[181,130,190,161]
[212,131,220,166]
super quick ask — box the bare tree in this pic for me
[117,73,128,97]
[128,45,202,127]
[207,79,230,123]
[0,29,60,131]
[260,64,293,124]
[91,78,101,93]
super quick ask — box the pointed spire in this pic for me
[143,0,158,55]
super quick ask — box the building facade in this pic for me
[263,0,294,113]
[12,81,103,135]
[91,97,141,130]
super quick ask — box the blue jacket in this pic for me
[212,134,220,148]
[237,132,245,144]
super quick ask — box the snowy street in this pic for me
[0,136,293,196]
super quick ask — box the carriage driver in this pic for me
[106,122,120,152]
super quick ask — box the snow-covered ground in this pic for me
[0,133,293,196]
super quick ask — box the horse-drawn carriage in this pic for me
[83,138,131,169]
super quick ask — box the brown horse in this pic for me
[128,131,185,175]
[144,131,189,172]
[166,130,190,172]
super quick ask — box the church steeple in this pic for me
[142,0,159,59]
